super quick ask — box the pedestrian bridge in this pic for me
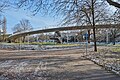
[8,24,120,41]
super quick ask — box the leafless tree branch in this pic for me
[106,0,120,8]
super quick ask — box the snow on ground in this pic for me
[0,48,119,80]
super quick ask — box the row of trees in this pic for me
[0,0,120,51]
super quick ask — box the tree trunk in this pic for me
[88,30,90,43]
[3,34,5,42]
[93,27,97,51]
[22,36,26,43]
[113,35,115,45]
[92,0,97,52]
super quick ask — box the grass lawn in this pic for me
[112,47,120,52]
[111,44,120,52]
[0,42,80,47]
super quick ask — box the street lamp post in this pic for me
[106,32,109,44]
[106,29,109,44]
[85,31,88,56]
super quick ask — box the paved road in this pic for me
[0,49,119,80]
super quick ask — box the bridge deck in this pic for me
[8,24,120,40]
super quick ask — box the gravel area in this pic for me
[0,49,119,80]
[86,48,120,76]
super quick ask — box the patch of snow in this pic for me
[0,60,13,68]
[9,62,28,73]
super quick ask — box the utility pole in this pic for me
[92,0,97,51]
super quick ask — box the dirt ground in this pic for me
[0,49,120,80]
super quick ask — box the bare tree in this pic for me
[13,19,33,33]
[37,33,48,42]
[0,0,9,39]
[52,0,109,51]
[108,9,120,45]
[109,28,120,45]
[0,0,9,13]
[2,17,7,42]
[11,0,112,51]
[96,29,107,42]
[12,19,33,42]
[12,0,51,15]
